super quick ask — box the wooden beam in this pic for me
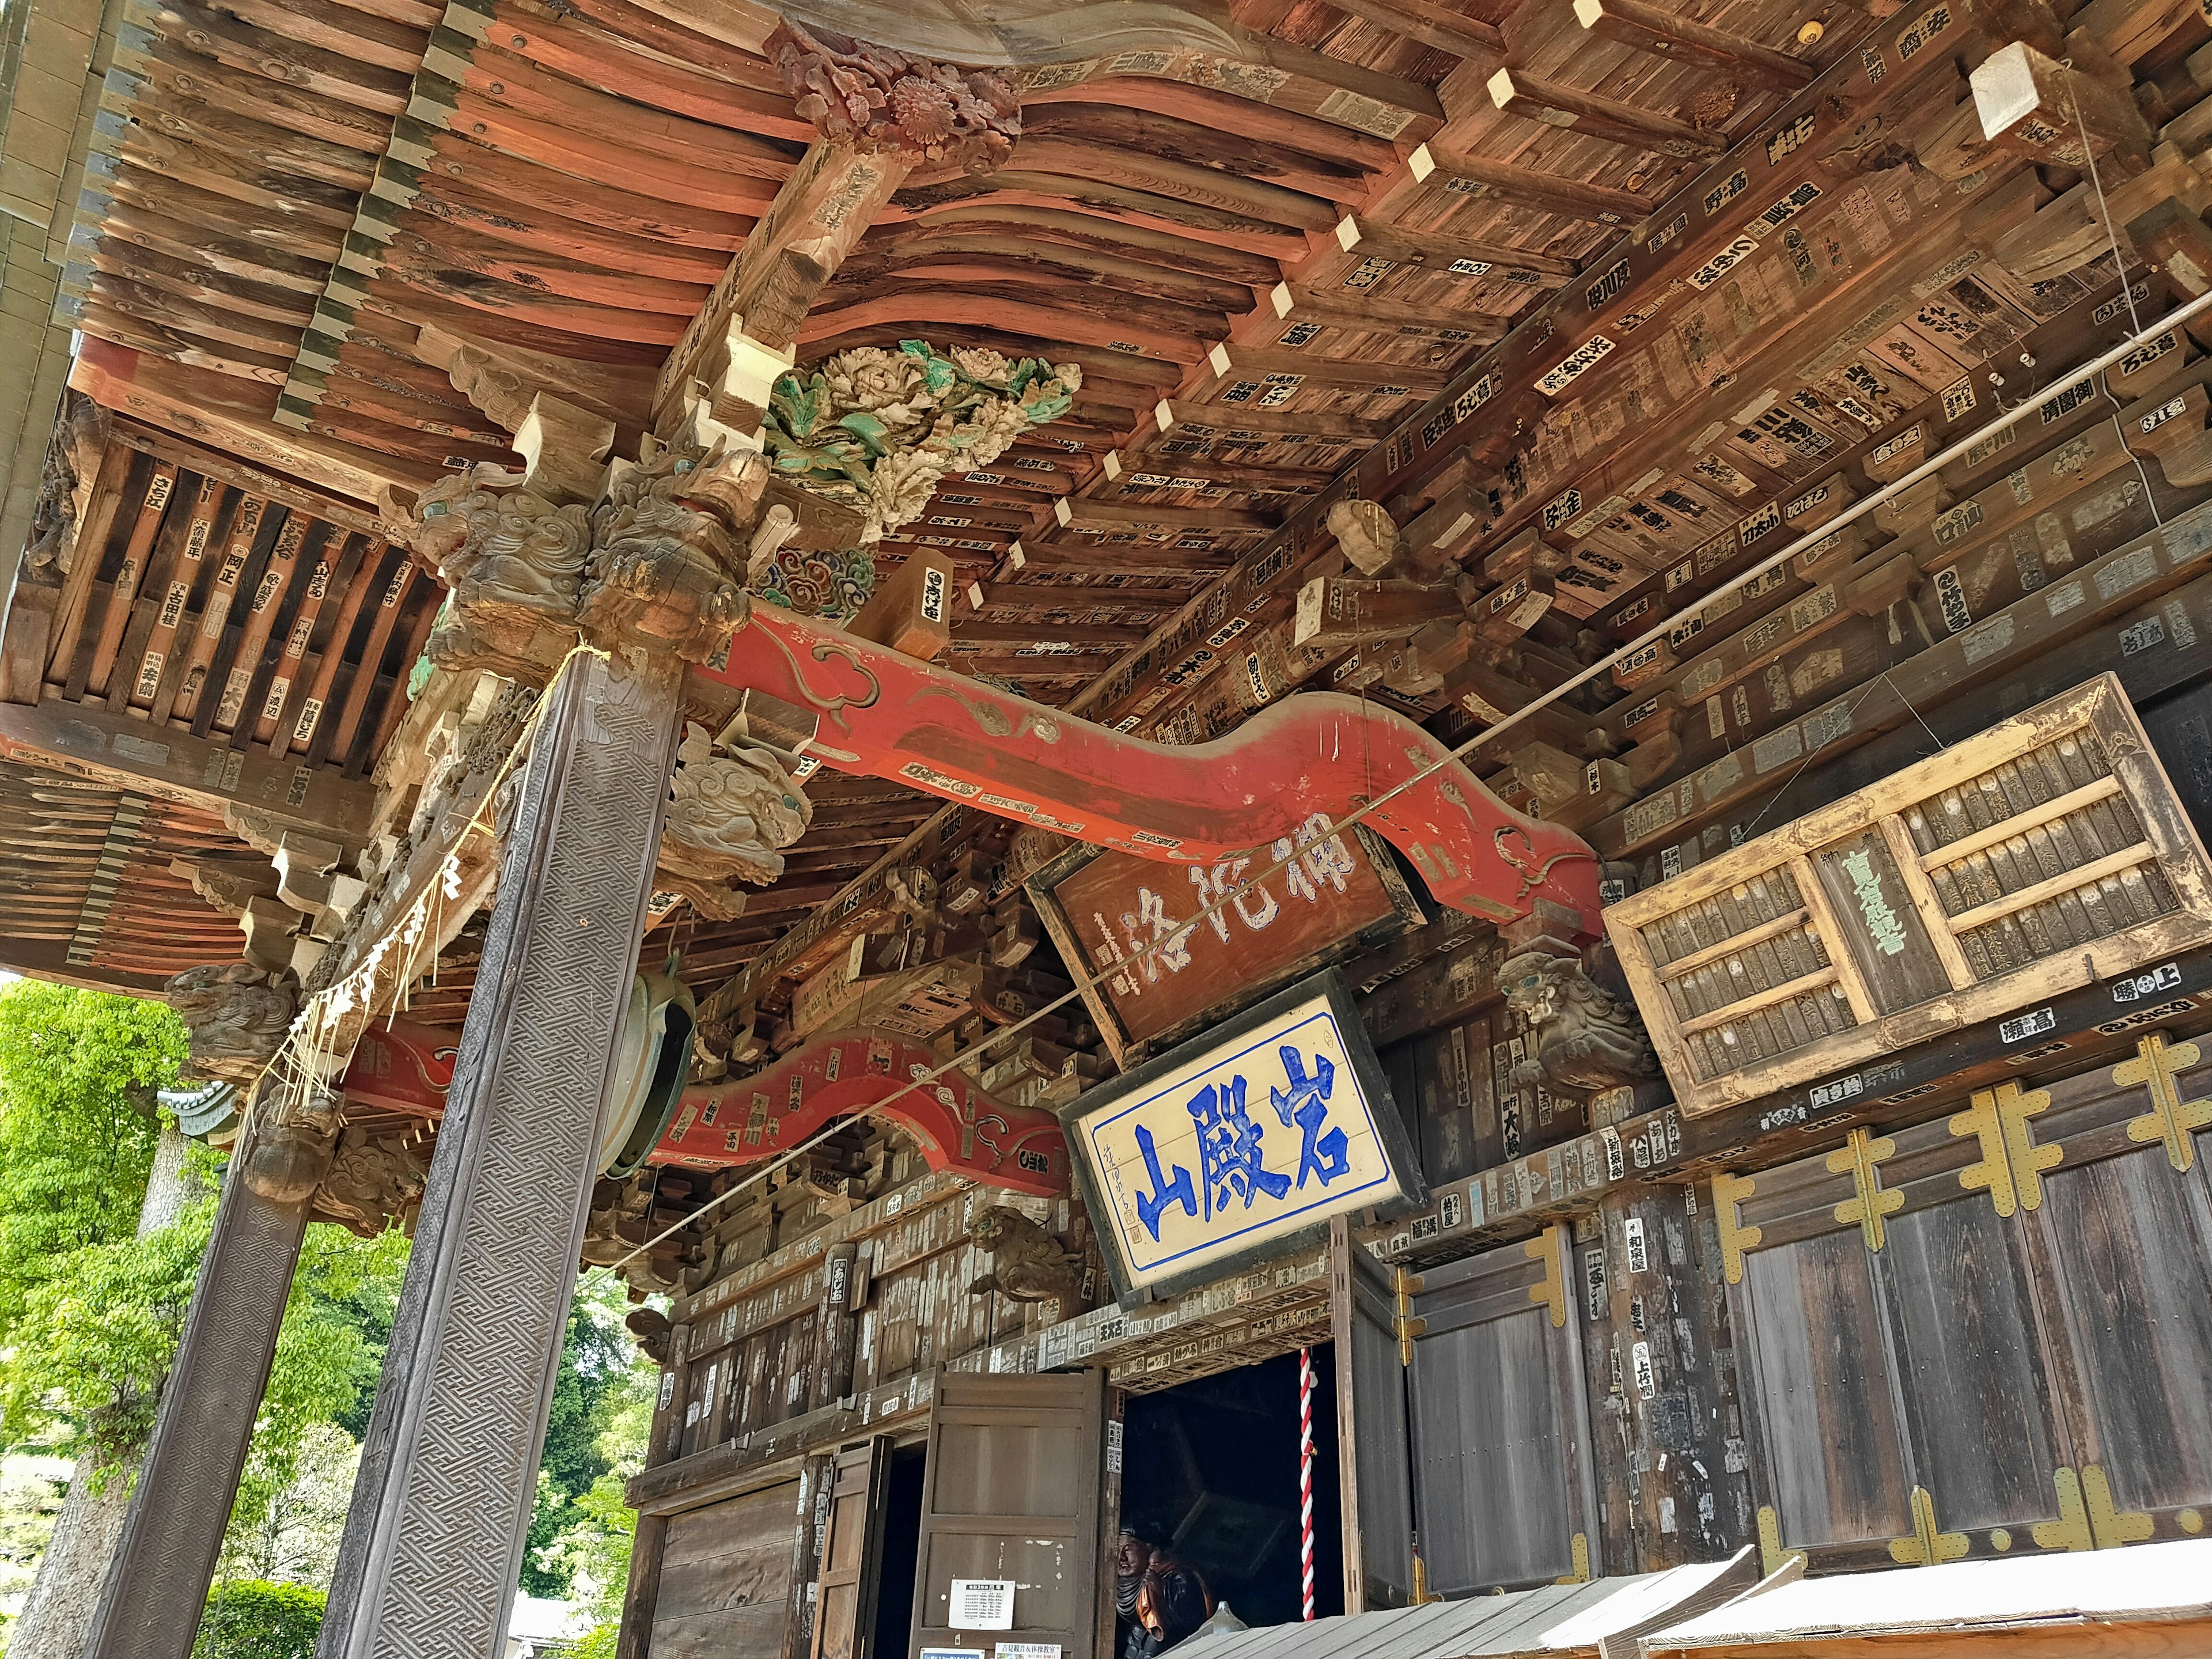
[0,693,380,843]
[1264,283,1506,345]
[1487,67,1729,158]
[1100,449,1336,495]
[1330,213,1580,281]
[1572,0,1816,94]
[1054,497,1279,532]
[653,138,913,431]
[1296,0,1502,62]
[1153,397,1399,442]
[1198,342,1453,395]
[1406,143,1656,228]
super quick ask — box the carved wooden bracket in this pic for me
[768,19,1021,173]
[650,1026,1071,1196]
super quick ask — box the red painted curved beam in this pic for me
[698,602,1600,929]
[340,1020,458,1116]
[646,1027,1070,1198]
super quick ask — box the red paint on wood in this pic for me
[649,1027,1070,1197]
[339,1019,458,1115]
[700,604,1601,932]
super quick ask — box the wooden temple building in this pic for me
[7,0,2212,1650]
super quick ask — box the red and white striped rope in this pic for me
[1298,1346,1316,1622]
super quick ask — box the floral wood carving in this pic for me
[411,466,589,683]
[314,1125,430,1235]
[655,725,814,918]
[23,393,104,579]
[1501,950,1658,1100]
[580,439,762,664]
[764,342,1080,544]
[165,963,300,1085]
[768,19,1021,173]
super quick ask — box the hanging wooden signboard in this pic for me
[1063,970,1426,1299]
[1029,822,1424,1065]
[1607,673,2212,1116]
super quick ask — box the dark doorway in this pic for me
[1118,1346,1344,1635]
[871,1443,927,1659]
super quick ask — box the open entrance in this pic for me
[868,1445,927,1659]
[1116,1347,1345,1649]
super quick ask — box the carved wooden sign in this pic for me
[1608,674,2212,1116]
[1031,824,1422,1062]
[1063,971,1425,1298]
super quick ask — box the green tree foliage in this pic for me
[190,1579,325,1659]
[0,980,181,1339]
[520,1279,653,1600]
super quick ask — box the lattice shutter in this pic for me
[1607,674,2212,1116]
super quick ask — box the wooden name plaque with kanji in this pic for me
[1031,821,1423,1065]
[1607,674,2212,1117]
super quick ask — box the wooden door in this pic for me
[1404,1227,1598,1594]
[908,1369,1106,1659]
[812,1439,893,1659]
[649,1477,801,1659]
[1330,1219,1413,1612]
[1722,1035,2212,1570]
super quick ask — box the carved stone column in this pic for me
[317,646,684,1659]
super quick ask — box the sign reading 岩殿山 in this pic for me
[1065,971,1425,1298]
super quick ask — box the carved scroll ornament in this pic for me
[768,19,1021,172]
[412,467,589,683]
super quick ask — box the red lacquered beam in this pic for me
[648,1026,1070,1198]
[341,1019,459,1115]
[696,602,1600,930]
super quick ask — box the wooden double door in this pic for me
[1334,1219,1604,1605]
[1723,1036,2212,1569]
[639,1369,1110,1659]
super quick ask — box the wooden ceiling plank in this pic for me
[1021,77,1399,173]
[90,201,334,298]
[410,176,738,282]
[123,36,397,153]
[40,441,139,689]
[216,0,430,74]
[312,549,418,768]
[1404,139,1654,225]
[891,203,1285,287]
[1054,496,1279,532]
[1320,0,1505,63]
[423,131,755,248]
[105,418,396,538]
[273,530,377,757]
[251,522,342,745]
[132,0,414,115]
[111,80,382,192]
[73,454,178,701]
[888,172,1312,260]
[1196,341,1455,395]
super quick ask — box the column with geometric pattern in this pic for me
[316,647,684,1659]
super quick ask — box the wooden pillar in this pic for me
[808,1243,861,1412]
[785,1453,836,1659]
[1577,1181,1754,1571]
[316,647,684,1659]
[82,1112,328,1659]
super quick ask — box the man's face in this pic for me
[1116,1535,1150,1577]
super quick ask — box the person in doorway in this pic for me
[1115,1530,1214,1659]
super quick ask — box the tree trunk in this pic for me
[5,1119,210,1658]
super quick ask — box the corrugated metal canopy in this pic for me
[1182,1555,1759,1659]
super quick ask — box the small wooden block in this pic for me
[847,552,955,660]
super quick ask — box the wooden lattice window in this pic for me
[1606,674,2212,1116]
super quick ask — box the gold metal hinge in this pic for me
[2115,1032,2212,1172]
[1830,1127,1904,1251]
[1554,1532,1591,1585]
[1950,1081,2060,1216]
[2033,1465,2155,1552]
[1888,1485,1968,1566]
[1392,1267,1425,1365]
[1714,1172,1762,1284]
[1755,1506,1806,1577]
[1524,1224,1566,1328]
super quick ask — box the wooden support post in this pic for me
[1576,1183,1754,1573]
[316,648,685,1659]
[786,1453,837,1659]
[83,1112,330,1659]
[809,1243,862,1411]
